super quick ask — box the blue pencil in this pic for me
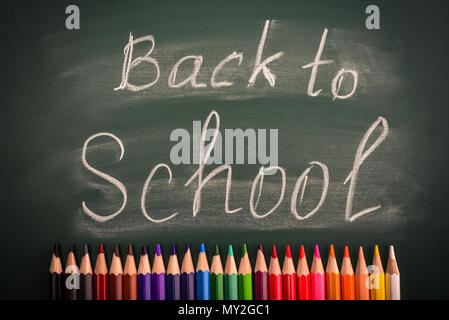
[196,243,210,300]
[138,246,151,300]
[167,243,181,300]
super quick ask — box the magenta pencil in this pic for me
[310,244,325,300]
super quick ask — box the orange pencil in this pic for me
[325,244,340,300]
[296,245,311,300]
[340,246,355,300]
[355,246,369,300]
[282,245,296,300]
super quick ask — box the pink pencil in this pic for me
[310,244,326,300]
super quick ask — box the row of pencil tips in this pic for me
[49,243,399,300]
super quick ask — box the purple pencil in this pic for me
[181,244,195,300]
[138,246,151,300]
[152,244,166,300]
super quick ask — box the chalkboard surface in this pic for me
[1,0,448,299]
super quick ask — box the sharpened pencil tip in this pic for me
[185,243,190,253]
[374,245,380,256]
[128,244,133,255]
[241,243,247,257]
[200,243,205,253]
[271,245,277,258]
[84,244,89,255]
[215,244,220,255]
[53,243,60,257]
[299,245,305,259]
[114,244,120,256]
[329,244,335,258]
[258,244,263,252]
[98,244,104,254]
[358,246,364,258]
[344,246,350,258]
[141,245,147,255]
[69,244,74,253]
[314,244,320,259]
[285,245,292,258]
[228,245,234,256]
[155,244,162,256]
[171,243,176,255]
[389,245,396,260]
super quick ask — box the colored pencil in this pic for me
[181,244,195,300]
[340,246,355,300]
[210,244,224,300]
[137,246,151,300]
[269,245,282,300]
[386,245,400,300]
[109,244,123,300]
[326,244,341,300]
[49,243,63,300]
[124,244,137,300]
[80,244,93,300]
[94,244,108,300]
[152,244,166,300]
[238,243,253,300]
[64,244,79,300]
[196,243,210,300]
[371,245,385,300]
[254,244,269,300]
[224,245,238,300]
[296,245,311,300]
[310,244,325,300]
[355,246,369,300]
[167,243,181,300]
[282,245,296,300]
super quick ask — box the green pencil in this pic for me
[238,243,253,300]
[210,244,224,300]
[224,245,238,300]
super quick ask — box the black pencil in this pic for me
[49,243,63,300]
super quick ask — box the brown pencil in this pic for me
[49,243,63,300]
[64,244,79,300]
[124,244,138,300]
[109,244,123,300]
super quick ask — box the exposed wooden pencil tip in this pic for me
[358,246,364,258]
[98,243,104,254]
[128,244,133,255]
[344,246,350,258]
[271,245,277,258]
[285,245,292,258]
[53,243,60,257]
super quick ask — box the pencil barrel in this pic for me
[181,273,195,300]
[49,273,62,300]
[167,274,181,300]
[254,271,269,300]
[138,273,151,300]
[80,273,93,300]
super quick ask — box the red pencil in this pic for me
[269,245,282,300]
[282,245,296,300]
[296,245,311,300]
[94,244,108,300]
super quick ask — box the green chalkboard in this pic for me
[1,0,448,299]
